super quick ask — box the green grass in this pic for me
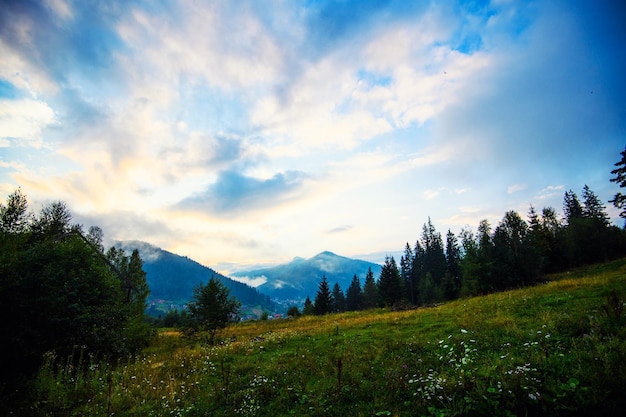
[22,258,626,416]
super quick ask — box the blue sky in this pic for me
[1,0,625,277]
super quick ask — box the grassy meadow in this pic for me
[23,258,626,416]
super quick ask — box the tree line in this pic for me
[304,147,626,314]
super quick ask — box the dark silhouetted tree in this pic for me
[444,230,462,300]
[378,256,404,307]
[332,282,346,313]
[400,243,415,304]
[345,274,362,311]
[609,146,626,220]
[362,267,380,309]
[314,276,333,315]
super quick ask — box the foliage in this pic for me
[14,258,626,416]
[186,277,241,345]
[0,190,151,383]
[609,146,626,219]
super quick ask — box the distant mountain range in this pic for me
[231,251,383,301]
[115,241,274,316]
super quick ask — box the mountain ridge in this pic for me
[232,250,383,301]
[115,241,274,316]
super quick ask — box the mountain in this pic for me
[231,251,383,301]
[115,241,274,316]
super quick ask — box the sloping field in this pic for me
[32,259,626,416]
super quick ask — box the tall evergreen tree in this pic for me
[582,184,610,226]
[345,274,362,311]
[400,243,415,304]
[421,218,447,302]
[314,276,334,315]
[609,146,626,220]
[492,210,534,289]
[362,267,380,309]
[444,230,462,300]
[332,282,346,313]
[378,256,404,307]
[459,227,479,296]
[563,190,584,225]
[411,240,425,304]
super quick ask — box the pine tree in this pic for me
[377,256,404,307]
[302,296,314,315]
[563,190,583,225]
[582,184,610,226]
[400,243,414,303]
[609,146,626,219]
[444,230,462,300]
[313,276,333,315]
[421,218,446,302]
[332,282,346,313]
[345,274,362,311]
[362,267,380,309]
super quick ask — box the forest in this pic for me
[304,184,626,316]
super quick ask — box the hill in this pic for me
[27,258,626,416]
[115,241,274,315]
[231,251,383,301]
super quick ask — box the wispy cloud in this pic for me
[507,183,526,194]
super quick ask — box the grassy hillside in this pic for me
[24,259,626,416]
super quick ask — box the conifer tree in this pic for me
[400,243,414,303]
[332,282,346,313]
[563,190,584,225]
[362,267,380,309]
[345,274,362,311]
[302,296,314,315]
[444,230,462,300]
[313,276,333,315]
[610,146,626,220]
[378,256,404,307]
[582,184,610,226]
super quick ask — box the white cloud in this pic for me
[507,183,526,194]
[44,0,74,20]
[0,99,55,147]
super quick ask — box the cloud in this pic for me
[327,225,353,234]
[176,170,309,216]
[0,98,55,147]
[229,275,267,288]
[507,183,526,194]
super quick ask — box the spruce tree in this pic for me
[610,146,626,220]
[302,296,314,315]
[362,267,380,309]
[444,230,462,300]
[313,276,333,315]
[345,274,362,311]
[332,282,346,313]
[377,256,404,307]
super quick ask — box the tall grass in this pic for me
[16,259,626,416]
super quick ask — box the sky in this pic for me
[1,0,625,277]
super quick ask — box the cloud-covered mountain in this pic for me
[231,251,383,301]
[115,241,274,314]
